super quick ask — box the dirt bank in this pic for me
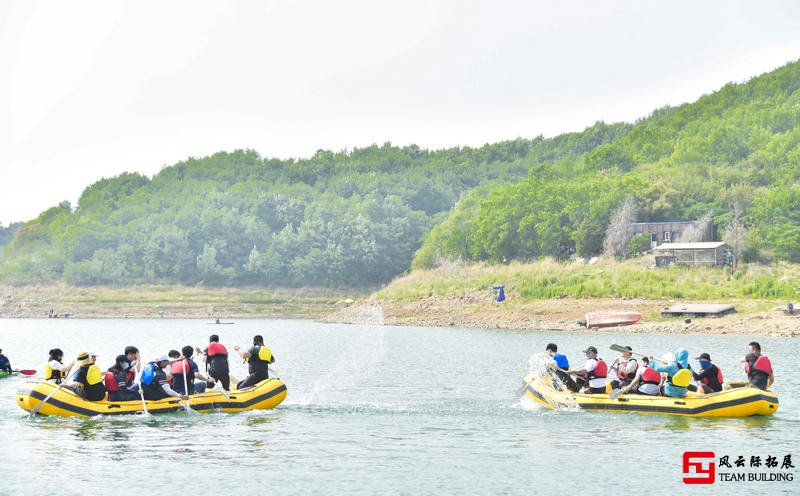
[322,296,800,337]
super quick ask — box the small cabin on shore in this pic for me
[653,241,730,268]
[627,221,715,248]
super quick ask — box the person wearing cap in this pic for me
[609,345,638,390]
[689,353,724,394]
[105,355,140,401]
[65,352,106,401]
[234,334,275,390]
[620,356,661,396]
[562,346,608,394]
[0,348,12,374]
[140,356,188,401]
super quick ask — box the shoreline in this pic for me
[2,285,798,337]
[322,296,800,337]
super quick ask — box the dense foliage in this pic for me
[4,59,798,287]
[0,125,626,286]
[413,59,800,268]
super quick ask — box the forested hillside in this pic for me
[4,59,798,288]
[0,123,628,286]
[413,59,800,269]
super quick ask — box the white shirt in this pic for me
[634,366,660,395]
[583,358,607,389]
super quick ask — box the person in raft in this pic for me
[140,356,188,401]
[105,355,140,401]
[609,345,638,390]
[65,352,106,401]
[689,352,724,394]
[170,345,214,395]
[562,346,608,394]
[619,356,661,396]
[0,348,12,374]
[197,334,231,391]
[234,334,275,390]
[647,348,691,398]
[545,343,579,392]
[741,341,774,390]
[44,348,74,384]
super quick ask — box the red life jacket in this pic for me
[744,355,772,376]
[616,358,638,381]
[105,371,120,392]
[700,365,724,386]
[207,342,228,357]
[171,360,190,375]
[640,366,661,385]
[588,358,608,379]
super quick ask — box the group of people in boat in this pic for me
[544,341,774,398]
[42,334,275,402]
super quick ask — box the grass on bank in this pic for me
[378,257,800,304]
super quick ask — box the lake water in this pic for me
[0,318,797,495]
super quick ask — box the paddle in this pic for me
[17,369,37,376]
[133,360,149,415]
[180,358,198,414]
[29,365,74,417]
[609,344,667,363]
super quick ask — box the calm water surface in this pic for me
[0,318,797,495]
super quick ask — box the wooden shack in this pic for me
[653,241,730,268]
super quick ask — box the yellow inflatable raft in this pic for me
[521,373,778,417]
[17,378,287,417]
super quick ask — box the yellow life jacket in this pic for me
[86,365,104,386]
[44,361,65,383]
[671,368,692,388]
[246,345,273,363]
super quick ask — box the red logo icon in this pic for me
[683,451,716,484]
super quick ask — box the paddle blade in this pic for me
[19,369,37,376]
[610,388,623,400]
[609,344,629,353]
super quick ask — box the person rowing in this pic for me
[140,356,188,401]
[234,334,275,390]
[609,345,638,390]
[562,346,608,394]
[0,348,11,374]
[65,352,106,401]
[197,334,231,391]
[106,355,140,401]
[44,348,74,384]
[545,343,579,392]
[647,348,691,398]
[689,352,724,394]
[619,356,661,396]
[171,346,214,395]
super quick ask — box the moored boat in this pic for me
[17,378,287,417]
[521,373,778,417]
[585,309,641,328]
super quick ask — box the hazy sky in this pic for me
[2,1,799,225]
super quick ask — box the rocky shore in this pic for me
[322,295,800,337]
[2,285,798,337]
